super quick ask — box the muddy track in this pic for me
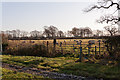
[2,63,101,80]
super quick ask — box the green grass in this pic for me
[2,55,120,79]
[2,55,77,71]
[2,67,53,80]
[59,62,120,79]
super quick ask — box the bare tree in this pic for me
[9,29,21,38]
[11,30,17,38]
[71,27,80,37]
[84,0,120,29]
[57,30,64,37]
[16,29,21,38]
[104,25,118,36]
[84,0,120,37]
[84,0,120,12]
[49,25,58,38]
[43,26,51,38]
[43,25,58,38]
[94,30,103,36]
[79,28,84,37]
[30,30,42,38]
[20,31,28,37]
[84,27,93,37]
[96,14,119,25]
[67,30,72,37]
[5,30,12,39]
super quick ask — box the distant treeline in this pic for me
[1,25,119,40]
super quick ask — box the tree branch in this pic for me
[96,15,119,24]
[84,0,120,12]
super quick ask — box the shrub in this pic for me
[1,33,8,52]
[8,44,49,57]
[2,43,8,51]
[104,36,120,65]
[4,44,63,57]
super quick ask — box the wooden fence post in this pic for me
[60,42,63,54]
[98,40,101,55]
[88,46,90,56]
[79,40,82,47]
[73,44,75,53]
[79,47,82,62]
[53,39,56,54]
[47,41,49,52]
[65,41,66,50]
[43,41,45,45]
[95,46,97,56]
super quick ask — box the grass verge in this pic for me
[1,67,53,80]
[2,55,120,79]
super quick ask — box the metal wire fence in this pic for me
[41,39,108,56]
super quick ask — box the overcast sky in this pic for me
[1,1,117,32]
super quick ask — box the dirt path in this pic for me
[2,63,101,80]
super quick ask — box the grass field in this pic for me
[2,68,44,79]
[2,55,78,72]
[8,39,103,47]
[2,55,120,79]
